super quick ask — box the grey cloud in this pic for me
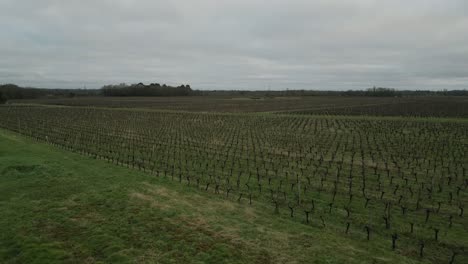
[0,0,467,90]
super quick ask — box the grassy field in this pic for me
[0,129,422,264]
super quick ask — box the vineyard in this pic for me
[279,97,468,118]
[10,96,468,117]
[0,103,466,263]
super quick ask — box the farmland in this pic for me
[0,128,423,264]
[0,96,467,263]
[10,96,468,117]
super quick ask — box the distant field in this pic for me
[280,97,468,118]
[10,96,395,112]
[0,104,466,263]
[10,96,468,117]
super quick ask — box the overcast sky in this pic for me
[1,0,467,90]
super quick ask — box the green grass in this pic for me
[0,129,429,264]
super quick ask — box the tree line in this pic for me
[0,84,100,102]
[101,83,192,96]
[1,83,467,104]
[196,87,468,97]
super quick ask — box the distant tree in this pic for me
[100,82,193,97]
[0,91,6,104]
[365,87,401,97]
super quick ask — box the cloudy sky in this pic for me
[1,0,467,90]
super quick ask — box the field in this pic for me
[10,96,468,117]
[1,129,410,263]
[1,96,467,263]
